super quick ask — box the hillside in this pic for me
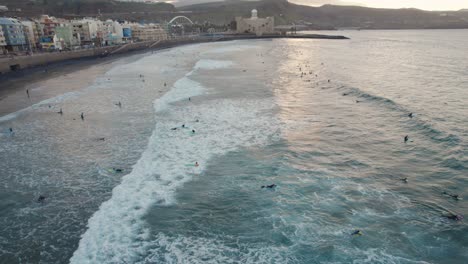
[179,0,468,29]
[0,0,176,22]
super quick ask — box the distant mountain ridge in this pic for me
[179,0,468,29]
[1,0,468,29]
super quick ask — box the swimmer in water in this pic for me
[261,184,277,189]
[9,128,13,133]
[192,129,195,134]
[400,178,408,183]
[37,195,46,203]
[404,135,409,143]
[116,101,122,108]
[408,113,413,118]
[443,213,464,221]
[182,124,185,128]
[351,230,362,236]
[443,191,462,200]
[113,168,123,173]
[171,127,178,130]
[195,162,199,167]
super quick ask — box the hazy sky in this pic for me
[289,0,468,11]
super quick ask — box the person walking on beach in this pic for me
[81,113,84,120]
[26,89,29,98]
[57,108,63,115]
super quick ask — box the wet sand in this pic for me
[0,52,147,117]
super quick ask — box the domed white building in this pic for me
[235,9,275,36]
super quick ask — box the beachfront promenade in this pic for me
[0,33,348,75]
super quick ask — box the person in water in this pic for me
[261,184,277,189]
[171,127,178,130]
[37,195,46,203]
[26,89,29,98]
[9,128,13,133]
[182,124,185,128]
[80,113,84,120]
[351,230,362,236]
[116,101,122,108]
[404,135,409,143]
[113,168,123,173]
[408,113,413,118]
[57,108,63,115]
[443,213,464,221]
[192,129,195,134]
[195,162,199,167]
[400,178,408,183]
[443,191,462,200]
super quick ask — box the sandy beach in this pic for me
[0,52,150,117]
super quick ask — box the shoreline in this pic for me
[0,33,348,117]
[0,33,348,77]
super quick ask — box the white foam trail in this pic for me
[203,44,257,54]
[154,74,204,112]
[70,59,279,263]
[0,111,23,123]
[194,59,234,70]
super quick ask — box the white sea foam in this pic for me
[140,233,293,264]
[71,57,279,263]
[153,74,204,112]
[204,43,257,54]
[194,59,234,70]
[0,111,22,123]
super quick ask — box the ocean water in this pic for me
[1,30,468,264]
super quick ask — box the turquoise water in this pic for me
[1,30,468,263]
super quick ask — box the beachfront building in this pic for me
[235,9,275,36]
[131,23,167,42]
[39,15,60,38]
[38,15,63,49]
[122,23,133,42]
[0,17,28,52]
[0,26,6,54]
[71,18,99,45]
[101,20,123,45]
[55,24,81,50]
[21,19,42,50]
